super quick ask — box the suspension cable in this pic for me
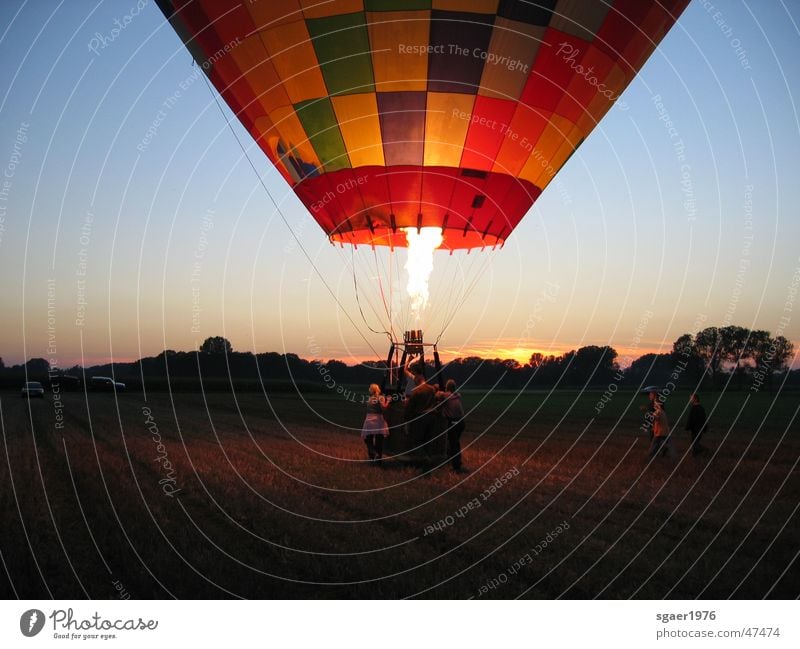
[371,246,394,339]
[435,247,499,344]
[350,247,393,342]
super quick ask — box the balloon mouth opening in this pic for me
[328,227,505,251]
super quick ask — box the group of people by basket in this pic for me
[360,355,467,471]
[361,370,711,467]
[643,390,710,459]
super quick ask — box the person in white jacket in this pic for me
[361,384,389,464]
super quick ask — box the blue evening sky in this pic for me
[0,1,798,368]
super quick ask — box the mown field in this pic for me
[1,386,798,599]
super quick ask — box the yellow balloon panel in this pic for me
[261,21,328,104]
[331,93,386,168]
[423,92,475,167]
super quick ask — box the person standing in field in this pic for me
[437,379,467,472]
[640,390,658,440]
[406,372,439,461]
[361,383,389,465]
[648,400,674,458]
[685,393,709,456]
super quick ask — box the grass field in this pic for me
[1,386,798,599]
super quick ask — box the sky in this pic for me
[0,0,799,369]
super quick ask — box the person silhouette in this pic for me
[361,383,389,464]
[406,372,438,462]
[402,354,418,399]
[648,400,674,458]
[685,393,709,456]
[642,390,658,440]
[437,379,466,472]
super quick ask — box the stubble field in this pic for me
[1,386,798,599]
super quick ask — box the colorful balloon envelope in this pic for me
[157,0,689,250]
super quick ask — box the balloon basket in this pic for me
[380,331,448,461]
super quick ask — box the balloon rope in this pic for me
[435,247,499,344]
[395,246,408,334]
[429,249,479,340]
[340,244,389,332]
[388,247,394,340]
[371,246,394,340]
[424,248,456,336]
[350,247,393,341]
[201,73,386,358]
[437,251,493,341]
[439,249,483,335]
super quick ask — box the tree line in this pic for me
[0,327,795,392]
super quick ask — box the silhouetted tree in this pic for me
[580,345,618,384]
[770,336,794,372]
[694,327,722,389]
[751,334,795,390]
[624,353,675,386]
[717,325,751,389]
[558,346,618,386]
[672,333,694,357]
[325,360,348,372]
[24,358,50,378]
[199,336,233,355]
[671,333,704,384]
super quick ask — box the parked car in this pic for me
[21,381,45,398]
[90,376,126,392]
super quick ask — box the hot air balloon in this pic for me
[156,0,688,394]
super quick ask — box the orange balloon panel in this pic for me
[157,0,689,249]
